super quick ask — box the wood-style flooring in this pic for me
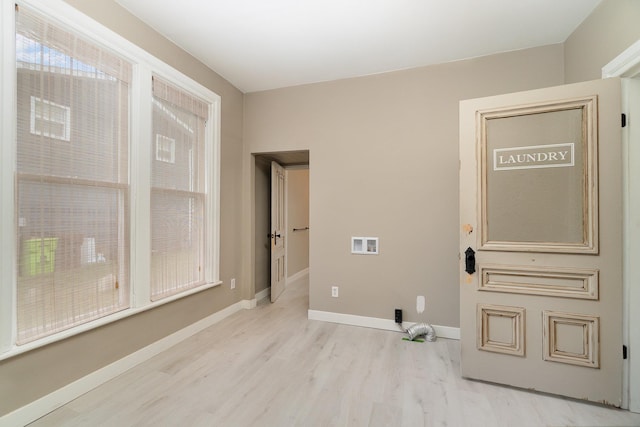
[30,276,640,426]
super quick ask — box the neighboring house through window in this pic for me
[155,134,176,164]
[30,96,71,141]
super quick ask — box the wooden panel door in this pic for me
[271,161,286,302]
[459,78,623,405]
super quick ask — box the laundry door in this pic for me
[271,161,286,302]
[459,78,623,405]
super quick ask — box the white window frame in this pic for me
[29,95,71,141]
[0,0,221,359]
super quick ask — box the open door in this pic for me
[271,161,286,302]
[459,78,623,405]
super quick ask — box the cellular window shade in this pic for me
[151,76,207,300]
[15,7,131,344]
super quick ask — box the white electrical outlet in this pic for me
[231,278,236,289]
[331,286,339,297]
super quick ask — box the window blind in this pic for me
[150,76,207,300]
[15,6,131,344]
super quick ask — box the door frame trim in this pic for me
[603,38,640,413]
[602,40,640,79]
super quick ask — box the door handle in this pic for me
[269,232,282,243]
[465,247,476,274]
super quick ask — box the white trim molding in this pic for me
[308,309,460,340]
[255,287,271,302]
[287,267,309,284]
[602,39,640,78]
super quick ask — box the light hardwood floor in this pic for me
[30,276,640,426]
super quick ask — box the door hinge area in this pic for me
[622,113,627,128]
[623,345,628,360]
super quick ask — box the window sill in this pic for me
[0,280,222,362]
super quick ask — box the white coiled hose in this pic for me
[405,322,437,342]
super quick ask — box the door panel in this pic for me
[271,161,286,302]
[459,78,622,406]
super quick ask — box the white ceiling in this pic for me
[115,0,601,93]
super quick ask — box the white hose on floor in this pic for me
[405,322,437,342]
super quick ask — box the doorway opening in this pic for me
[253,150,309,304]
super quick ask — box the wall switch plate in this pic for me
[231,278,236,289]
[395,309,402,324]
[331,286,339,297]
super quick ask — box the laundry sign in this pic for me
[493,143,574,171]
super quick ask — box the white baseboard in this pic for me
[255,287,270,302]
[287,267,309,284]
[0,299,251,427]
[307,309,460,340]
[242,298,257,309]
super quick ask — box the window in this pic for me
[15,6,131,344]
[151,76,208,300]
[0,0,220,355]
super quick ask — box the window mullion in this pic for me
[205,101,220,285]
[130,64,152,308]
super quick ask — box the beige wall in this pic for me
[564,0,640,83]
[0,0,244,416]
[286,168,310,278]
[243,45,565,328]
